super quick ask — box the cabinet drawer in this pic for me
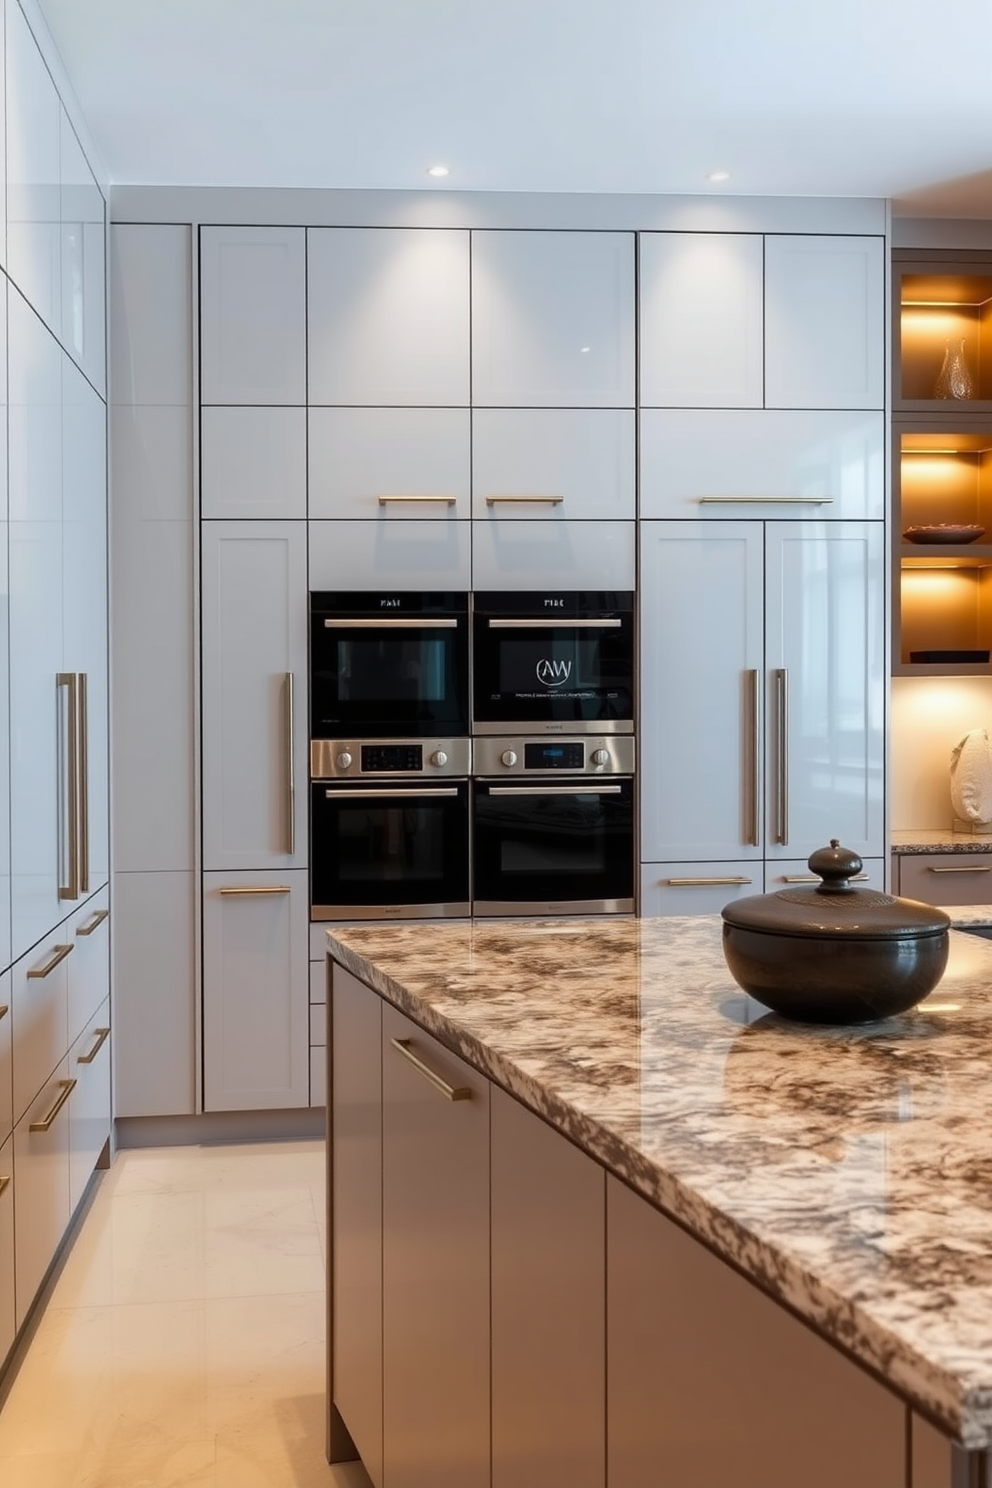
[68,888,110,1048]
[309,407,470,520]
[0,1133,13,1369]
[641,862,760,918]
[0,974,10,1149]
[14,1059,72,1330]
[640,409,884,520]
[472,518,635,590]
[69,998,111,1214]
[472,409,635,521]
[308,517,471,591]
[898,853,992,906]
[11,931,71,1124]
[765,858,884,893]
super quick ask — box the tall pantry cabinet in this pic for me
[1,0,111,1372]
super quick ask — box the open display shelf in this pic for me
[895,254,992,413]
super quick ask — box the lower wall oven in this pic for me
[471,736,635,916]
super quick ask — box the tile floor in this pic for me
[0,1139,373,1488]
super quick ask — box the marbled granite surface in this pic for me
[328,915,992,1449]
[948,907,992,929]
[893,828,992,854]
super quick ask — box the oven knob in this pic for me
[431,750,448,768]
[500,750,518,768]
[591,748,611,767]
[336,751,353,770]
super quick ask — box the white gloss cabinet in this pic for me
[13,1055,71,1330]
[472,518,635,591]
[59,109,106,395]
[202,869,309,1112]
[68,996,110,1213]
[472,409,635,521]
[471,230,634,408]
[308,517,471,591]
[0,975,11,1146]
[308,227,470,407]
[639,232,764,408]
[308,407,471,520]
[201,521,309,871]
[5,1,60,337]
[199,226,306,405]
[200,406,307,519]
[0,1132,13,1369]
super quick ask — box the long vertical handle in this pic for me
[57,673,79,900]
[745,669,760,847]
[775,668,789,846]
[79,672,89,893]
[286,672,296,857]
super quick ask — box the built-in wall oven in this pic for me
[472,735,635,916]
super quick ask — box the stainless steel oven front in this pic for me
[471,735,635,917]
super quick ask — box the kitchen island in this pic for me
[326,915,992,1487]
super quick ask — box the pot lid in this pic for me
[721,840,951,940]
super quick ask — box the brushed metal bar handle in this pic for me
[286,672,295,857]
[327,788,459,800]
[775,668,789,846]
[928,865,992,873]
[0,1004,8,1020]
[667,876,754,887]
[391,1037,471,1102]
[79,672,89,894]
[218,885,292,896]
[77,908,109,936]
[30,1078,77,1132]
[488,618,622,630]
[377,494,457,506]
[324,617,458,630]
[57,674,79,900]
[77,1027,111,1065]
[488,784,623,797]
[27,943,74,978]
[782,874,869,884]
[746,668,760,848]
[485,494,564,506]
[0,1176,9,1197]
[698,496,834,505]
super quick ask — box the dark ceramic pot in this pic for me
[721,840,951,1024]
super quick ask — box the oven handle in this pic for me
[325,787,461,799]
[487,618,622,629]
[486,784,624,796]
[323,618,458,629]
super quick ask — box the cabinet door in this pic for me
[639,232,763,408]
[68,996,110,1213]
[382,1003,490,1488]
[764,235,884,410]
[606,1175,904,1488]
[0,1133,13,1369]
[201,521,308,870]
[472,517,635,590]
[199,226,305,405]
[5,4,61,335]
[200,406,306,519]
[491,1086,605,1488]
[308,517,471,591]
[202,869,309,1111]
[764,522,884,862]
[472,409,635,520]
[14,1057,72,1330]
[472,230,634,407]
[309,407,471,520]
[308,227,470,406]
[640,409,885,520]
[640,521,764,861]
[0,973,11,1147]
[330,965,383,1483]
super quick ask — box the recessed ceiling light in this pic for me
[707,170,730,183]
[427,164,450,178]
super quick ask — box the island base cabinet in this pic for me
[490,1085,605,1488]
[606,1174,905,1488]
[911,1414,984,1487]
[68,998,111,1213]
[381,1003,490,1488]
[14,1060,72,1332]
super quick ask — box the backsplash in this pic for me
[891,676,992,828]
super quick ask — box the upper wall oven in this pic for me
[471,590,635,735]
[310,591,470,745]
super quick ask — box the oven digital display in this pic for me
[524,742,585,770]
[361,744,424,772]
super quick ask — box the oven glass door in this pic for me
[310,592,469,738]
[472,592,634,731]
[472,777,634,912]
[311,781,470,918]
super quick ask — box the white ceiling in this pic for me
[32,0,992,215]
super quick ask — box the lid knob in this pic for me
[807,839,864,893]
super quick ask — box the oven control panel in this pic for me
[474,735,635,776]
[311,737,471,779]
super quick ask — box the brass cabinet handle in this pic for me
[928,865,992,873]
[286,672,296,858]
[0,1004,8,1020]
[77,1026,111,1065]
[58,673,79,900]
[775,668,789,846]
[667,876,754,887]
[391,1037,471,1102]
[218,885,291,895]
[79,672,89,894]
[0,1176,9,1197]
[745,668,760,848]
[29,1078,77,1132]
[77,908,109,936]
[27,943,74,978]
[782,874,869,884]
[324,617,457,629]
[485,494,564,506]
[698,496,834,505]
[377,494,457,506]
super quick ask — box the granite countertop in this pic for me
[892,828,992,854]
[327,915,992,1449]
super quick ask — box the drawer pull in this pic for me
[377,494,457,506]
[782,874,869,884]
[78,1027,111,1065]
[29,1079,77,1132]
[485,494,564,506]
[0,1176,9,1197]
[391,1037,471,1102]
[698,496,834,505]
[667,876,753,887]
[928,865,992,874]
[27,943,74,978]
[77,908,109,936]
[0,1004,7,1021]
[218,885,292,896]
